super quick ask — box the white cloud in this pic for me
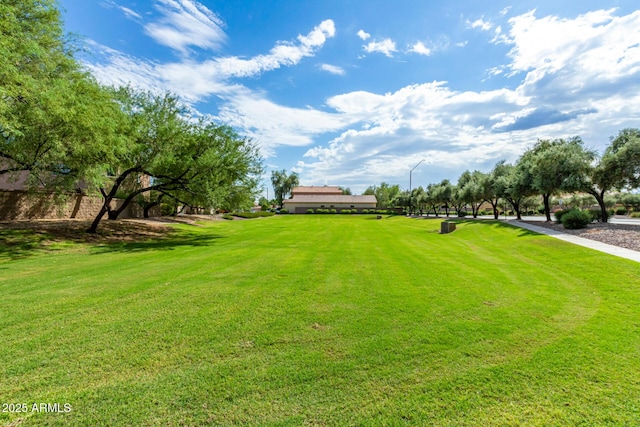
[144,0,227,54]
[319,64,345,75]
[363,38,397,57]
[408,41,432,56]
[503,9,640,79]
[85,19,337,101]
[357,29,371,40]
[467,17,492,31]
[215,87,355,157]
[82,6,640,192]
[120,6,142,20]
[101,1,143,20]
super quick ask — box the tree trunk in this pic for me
[472,203,480,218]
[589,190,608,223]
[87,205,109,233]
[144,194,163,218]
[543,194,551,221]
[87,168,139,233]
[512,199,522,220]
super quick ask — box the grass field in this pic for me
[1,215,639,426]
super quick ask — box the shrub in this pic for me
[361,209,369,214]
[458,211,467,217]
[231,211,275,219]
[554,209,571,223]
[587,208,602,222]
[615,207,627,215]
[340,209,351,214]
[222,214,234,220]
[561,210,591,229]
[329,209,337,214]
[306,209,314,214]
[279,209,289,214]
[631,212,640,218]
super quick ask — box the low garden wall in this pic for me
[0,190,155,220]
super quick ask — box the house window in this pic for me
[330,205,334,208]
[350,205,354,208]
[320,205,325,208]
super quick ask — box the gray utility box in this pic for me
[441,222,456,234]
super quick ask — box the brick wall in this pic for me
[0,190,159,220]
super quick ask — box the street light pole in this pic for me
[409,159,425,192]
[408,159,425,217]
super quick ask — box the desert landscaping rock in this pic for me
[522,221,640,253]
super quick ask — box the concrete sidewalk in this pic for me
[506,220,640,263]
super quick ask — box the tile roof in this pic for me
[283,195,377,204]
[291,186,342,194]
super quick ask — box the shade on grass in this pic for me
[1,216,639,426]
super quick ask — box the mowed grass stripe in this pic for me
[0,215,638,426]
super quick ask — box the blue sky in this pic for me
[59,0,640,195]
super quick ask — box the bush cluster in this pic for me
[615,207,627,215]
[554,209,571,223]
[231,211,275,219]
[362,209,394,214]
[222,214,234,220]
[631,212,640,218]
[278,209,289,214]
[561,209,591,229]
[587,208,603,222]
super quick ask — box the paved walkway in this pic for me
[506,220,640,263]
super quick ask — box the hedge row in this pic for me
[228,211,276,219]
[306,209,396,214]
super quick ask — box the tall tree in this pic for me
[88,87,261,232]
[270,169,299,208]
[363,182,401,208]
[481,161,511,219]
[582,128,640,222]
[457,170,486,218]
[339,186,352,195]
[501,162,532,220]
[519,137,594,221]
[1,0,122,189]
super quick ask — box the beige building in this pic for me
[283,186,377,213]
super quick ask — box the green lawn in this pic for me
[1,216,639,426]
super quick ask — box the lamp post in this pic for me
[409,159,425,192]
[408,159,425,216]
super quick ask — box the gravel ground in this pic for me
[522,220,640,252]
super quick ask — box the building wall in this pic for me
[287,202,377,214]
[0,190,158,220]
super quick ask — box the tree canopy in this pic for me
[270,170,299,208]
[87,87,262,232]
[363,182,401,208]
[1,0,125,192]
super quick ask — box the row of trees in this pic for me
[1,0,262,232]
[391,132,640,223]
